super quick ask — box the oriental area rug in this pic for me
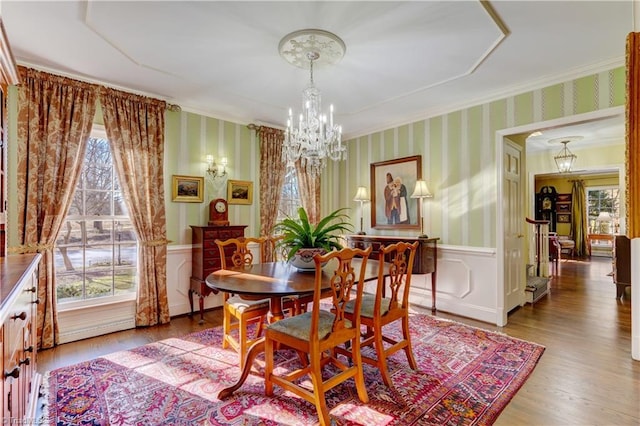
[42,315,544,425]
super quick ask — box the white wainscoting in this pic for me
[409,244,498,324]
[58,243,498,343]
[167,244,224,317]
[57,299,136,344]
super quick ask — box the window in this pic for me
[586,186,620,234]
[277,168,301,221]
[54,135,137,306]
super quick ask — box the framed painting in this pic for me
[370,155,422,230]
[172,175,204,203]
[227,179,253,205]
[557,193,572,203]
[557,213,571,223]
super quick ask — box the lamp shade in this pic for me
[597,211,612,222]
[411,180,433,199]
[353,186,370,202]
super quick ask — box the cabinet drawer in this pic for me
[203,228,244,241]
[204,258,223,270]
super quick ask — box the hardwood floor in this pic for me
[37,257,638,425]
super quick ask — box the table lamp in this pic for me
[353,186,370,235]
[596,211,612,234]
[410,180,433,238]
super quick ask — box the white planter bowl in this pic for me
[289,248,327,272]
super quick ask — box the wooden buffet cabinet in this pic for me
[1,254,41,422]
[345,235,439,312]
[190,225,247,323]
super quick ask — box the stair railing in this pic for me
[526,217,551,277]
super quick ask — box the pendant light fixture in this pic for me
[279,29,346,177]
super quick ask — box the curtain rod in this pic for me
[567,176,617,182]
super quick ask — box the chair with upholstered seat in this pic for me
[215,237,269,369]
[339,240,419,388]
[264,246,373,426]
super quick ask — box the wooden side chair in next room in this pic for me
[264,246,373,426]
[339,240,419,388]
[215,236,269,369]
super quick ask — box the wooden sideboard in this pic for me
[1,254,41,422]
[345,235,439,313]
[190,225,247,323]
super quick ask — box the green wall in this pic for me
[329,67,626,248]
[6,67,626,249]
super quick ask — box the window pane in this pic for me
[55,134,137,305]
[586,186,620,234]
[87,220,113,245]
[114,191,128,215]
[85,191,113,216]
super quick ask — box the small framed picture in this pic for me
[557,202,571,213]
[171,175,204,203]
[557,213,571,223]
[227,179,253,205]
[557,193,572,202]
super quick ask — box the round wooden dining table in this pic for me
[206,258,380,399]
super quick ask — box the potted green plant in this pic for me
[273,206,354,271]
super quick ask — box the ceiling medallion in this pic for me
[278,29,346,69]
[279,29,346,177]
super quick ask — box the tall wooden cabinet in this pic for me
[1,254,41,422]
[190,225,247,323]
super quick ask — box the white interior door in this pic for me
[504,141,525,312]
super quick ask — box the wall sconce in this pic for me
[410,179,433,238]
[206,155,227,178]
[353,186,370,235]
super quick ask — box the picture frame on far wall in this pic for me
[370,155,422,230]
[557,213,571,223]
[171,175,204,203]
[227,179,253,205]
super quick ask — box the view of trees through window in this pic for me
[586,186,620,234]
[54,136,137,304]
[277,168,301,221]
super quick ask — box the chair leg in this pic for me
[253,315,265,339]
[264,336,274,396]
[238,318,247,370]
[351,336,370,404]
[401,314,418,370]
[222,308,231,349]
[309,353,331,426]
[373,327,393,388]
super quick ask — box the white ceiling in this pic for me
[0,0,632,141]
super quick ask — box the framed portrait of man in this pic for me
[370,155,422,230]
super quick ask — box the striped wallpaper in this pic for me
[325,66,626,248]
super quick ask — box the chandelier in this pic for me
[551,136,581,173]
[279,29,346,177]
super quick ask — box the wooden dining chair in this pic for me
[340,241,419,388]
[264,246,373,426]
[215,236,270,369]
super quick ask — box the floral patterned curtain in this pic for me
[570,180,588,256]
[15,67,97,348]
[99,87,170,327]
[257,126,286,261]
[295,161,321,225]
[626,32,640,239]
